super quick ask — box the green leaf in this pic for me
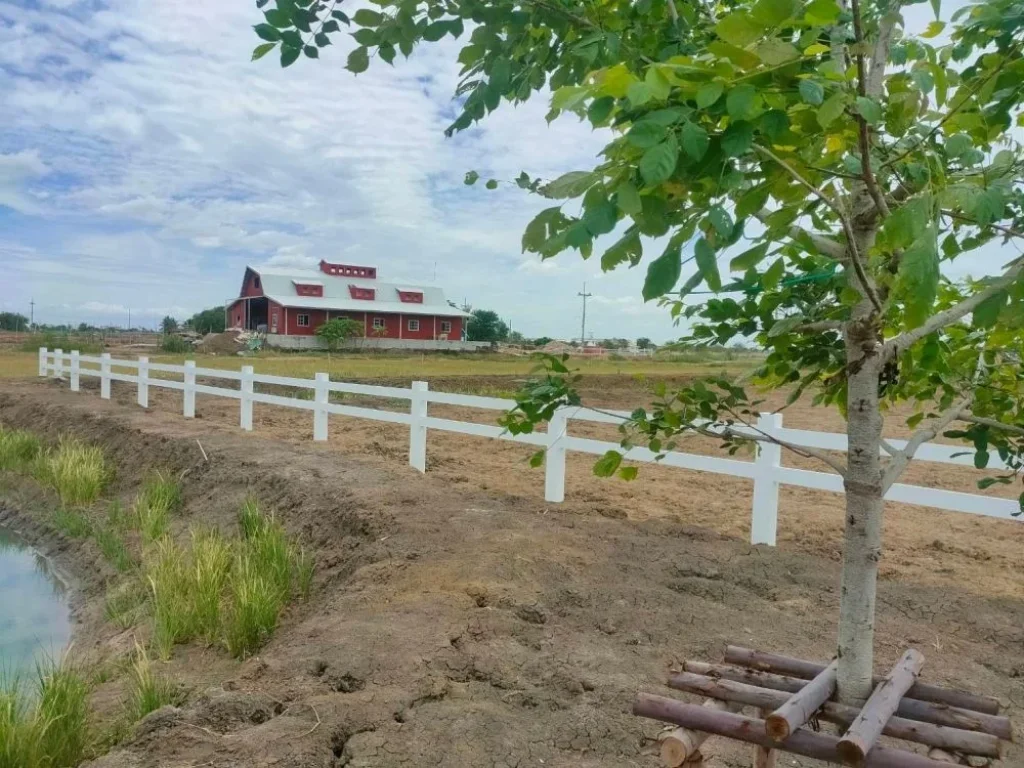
[715,12,763,47]
[696,82,724,109]
[730,243,768,271]
[490,57,512,93]
[921,20,946,37]
[601,228,642,270]
[254,24,282,41]
[726,84,756,120]
[804,0,840,24]
[346,46,369,74]
[752,0,797,26]
[617,182,642,215]
[263,8,291,27]
[709,206,733,238]
[755,39,799,65]
[353,8,383,25]
[944,133,972,158]
[680,121,709,161]
[314,32,331,47]
[639,140,679,186]
[972,289,1008,328]
[644,66,672,101]
[678,271,705,298]
[798,79,824,106]
[627,81,654,108]
[618,466,639,481]
[768,315,804,337]
[331,10,350,25]
[423,22,448,41]
[763,257,784,289]
[642,245,682,300]
[817,92,847,127]
[721,121,754,157]
[378,42,395,64]
[974,450,990,470]
[464,170,479,186]
[898,224,939,328]
[584,200,618,236]
[588,96,615,125]
[906,412,925,429]
[252,42,277,60]
[529,450,545,468]
[760,110,789,140]
[303,45,318,58]
[352,28,378,46]
[280,44,301,67]
[593,450,623,477]
[628,121,668,149]
[854,96,881,125]
[485,179,498,190]
[694,238,721,291]
[543,171,598,199]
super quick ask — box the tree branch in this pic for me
[753,209,846,260]
[884,258,1024,358]
[959,413,1024,437]
[708,424,849,477]
[666,0,680,29]
[881,395,973,491]
[942,210,1024,241]
[793,320,844,333]
[754,145,883,313]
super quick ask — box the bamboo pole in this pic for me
[667,672,1001,758]
[724,646,1000,715]
[765,660,838,741]
[838,649,927,767]
[634,694,959,768]
[683,662,1011,741]
[658,698,740,767]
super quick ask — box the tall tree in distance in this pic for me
[466,309,510,342]
[253,0,1024,700]
[161,316,178,335]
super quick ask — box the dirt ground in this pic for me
[0,377,1022,768]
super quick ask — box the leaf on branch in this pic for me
[353,8,383,26]
[616,182,642,215]
[529,450,545,468]
[254,24,282,42]
[804,0,840,25]
[464,170,479,186]
[347,47,370,74]
[972,288,1008,328]
[944,133,972,158]
[584,200,618,236]
[730,243,769,271]
[798,79,824,106]
[767,315,804,337]
[694,237,722,291]
[817,92,847,128]
[708,206,733,238]
[752,0,798,26]
[922,20,946,38]
[543,171,599,199]
[898,224,939,329]
[854,96,882,126]
[680,121,710,160]
[252,42,277,61]
[715,12,763,47]
[643,242,682,300]
[721,121,754,156]
[726,84,757,120]
[627,121,668,149]
[281,44,301,67]
[696,82,724,109]
[639,140,679,186]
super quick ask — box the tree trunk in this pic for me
[837,294,885,702]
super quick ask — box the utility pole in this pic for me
[578,282,592,346]
[29,298,34,329]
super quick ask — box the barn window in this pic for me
[254,277,261,288]
[440,320,451,334]
[407,319,420,332]
[297,314,310,327]
[373,317,385,329]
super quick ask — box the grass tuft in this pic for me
[135,471,181,543]
[124,642,182,721]
[105,580,149,630]
[34,436,110,507]
[145,537,193,659]
[223,552,283,659]
[53,506,92,539]
[0,426,41,472]
[189,528,232,643]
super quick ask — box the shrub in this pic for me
[0,427,41,472]
[135,472,181,543]
[35,436,110,507]
[159,335,191,354]
[124,642,182,721]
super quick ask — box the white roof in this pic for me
[250,266,470,318]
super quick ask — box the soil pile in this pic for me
[0,382,1020,767]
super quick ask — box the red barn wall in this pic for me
[228,301,245,329]
[240,270,264,297]
[284,308,327,336]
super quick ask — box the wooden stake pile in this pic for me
[633,645,1011,767]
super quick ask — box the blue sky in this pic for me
[0,0,1006,341]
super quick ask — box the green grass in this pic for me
[34,436,110,507]
[188,528,232,643]
[145,537,193,659]
[104,580,149,630]
[293,545,315,601]
[53,506,92,538]
[124,642,182,721]
[0,426,41,472]
[0,656,91,768]
[135,471,182,543]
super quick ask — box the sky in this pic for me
[0,0,1004,342]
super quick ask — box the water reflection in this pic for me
[0,525,72,674]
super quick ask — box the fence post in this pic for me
[751,412,783,546]
[408,381,428,472]
[240,365,254,431]
[137,356,149,408]
[38,347,47,377]
[545,407,568,502]
[183,360,196,418]
[100,353,111,399]
[70,350,80,393]
[313,373,329,441]
[54,348,63,379]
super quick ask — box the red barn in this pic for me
[226,261,470,345]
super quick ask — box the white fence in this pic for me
[38,347,1020,545]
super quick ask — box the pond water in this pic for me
[0,526,72,675]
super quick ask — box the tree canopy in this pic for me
[0,312,29,332]
[466,309,510,342]
[161,316,178,334]
[253,0,1024,701]
[187,307,226,335]
[315,316,363,350]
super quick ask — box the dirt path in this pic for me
[0,380,1021,767]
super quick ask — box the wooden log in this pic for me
[837,649,927,767]
[667,672,1002,758]
[724,646,1000,715]
[755,709,776,768]
[765,659,838,741]
[683,662,1012,741]
[659,698,741,767]
[634,694,960,768]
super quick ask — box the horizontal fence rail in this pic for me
[37,347,1021,545]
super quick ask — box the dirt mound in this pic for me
[196,331,244,355]
[0,383,1021,767]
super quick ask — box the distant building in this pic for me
[226,261,471,346]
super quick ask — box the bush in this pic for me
[0,427,41,472]
[34,436,110,507]
[159,335,191,354]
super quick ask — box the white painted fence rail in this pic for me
[38,347,1020,545]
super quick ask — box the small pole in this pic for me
[240,365,254,431]
[70,350,80,392]
[313,372,329,441]
[100,353,111,399]
[137,356,149,408]
[38,346,47,377]
[545,406,568,502]
[408,381,428,472]
[54,348,63,379]
[183,360,196,418]
[751,412,783,546]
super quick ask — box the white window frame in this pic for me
[440,320,452,334]
[407,318,420,332]
[373,316,386,330]
[297,314,310,327]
